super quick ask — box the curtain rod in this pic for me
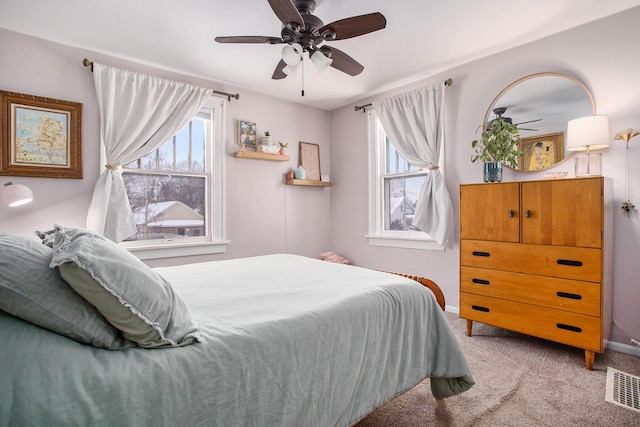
[353,78,453,113]
[82,58,240,101]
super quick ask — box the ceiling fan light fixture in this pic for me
[310,50,332,72]
[283,63,299,76]
[282,43,303,66]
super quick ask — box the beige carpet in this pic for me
[356,312,640,426]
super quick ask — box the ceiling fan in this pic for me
[214,0,386,80]
[492,107,542,131]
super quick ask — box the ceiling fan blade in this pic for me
[215,36,283,44]
[323,46,364,76]
[319,12,386,40]
[272,59,287,80]
[267,0,305,30]
[516,118,543,125]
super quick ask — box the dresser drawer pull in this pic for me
[472,278,490,285]
[471,305,490,312]
[556,323,582,333]
[557,259,583,267]
[557,291,582,300]
[472,251,491,257]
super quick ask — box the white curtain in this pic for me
[86,63,213,242]
[372,82,454,249]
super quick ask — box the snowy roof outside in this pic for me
[133,201,203,226]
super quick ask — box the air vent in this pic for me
[606,367,640,413]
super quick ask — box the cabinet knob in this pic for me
[508,210,515,218]
[525,210,531,218]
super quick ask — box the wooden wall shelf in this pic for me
[234,151,289,162]
[286,179,332,187]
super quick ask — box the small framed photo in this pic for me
[299,141,321,181]
[0,91,82,178]
[237,120,256,146]
[517,132,564,171]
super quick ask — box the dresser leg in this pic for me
[585,350,595,370]
[466,320,473,337]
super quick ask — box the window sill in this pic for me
[125,240,229,260]
[366,234,444,251]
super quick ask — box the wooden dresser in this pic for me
[459,177,612,370]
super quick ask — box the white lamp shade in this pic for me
[566,115,611,151]
[2,182,33,207]
[310,51,333,72]
[281,43,303,66]
[283,64,299,76]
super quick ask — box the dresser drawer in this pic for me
[461,266,601,316]
[460,240,601,282]
[460,293,603,351]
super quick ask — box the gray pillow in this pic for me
[0,233,133,350]
[49,225,201,348]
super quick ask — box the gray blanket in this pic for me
[0,254,473,426]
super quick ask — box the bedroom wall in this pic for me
[330,7,640,349]
[0,28,332,265]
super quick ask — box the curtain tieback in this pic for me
[428,165,440,171]
[105,164,121,171]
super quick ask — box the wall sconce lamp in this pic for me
[614,128,640,216]
[566,115,611,177]
[2,182,33,207]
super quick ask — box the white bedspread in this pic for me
[0,254,473,426]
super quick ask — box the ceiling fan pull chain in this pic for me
[301,59,305,97]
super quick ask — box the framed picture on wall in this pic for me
[237,120,256,147]
[517,132,564,171]
[299,141,321,181]
[0,91,82,178]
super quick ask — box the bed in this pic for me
[0,226,474,426]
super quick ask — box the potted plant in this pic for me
[278,141,288,155]
[471,118,522,182]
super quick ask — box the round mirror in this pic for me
[484,73,595,171]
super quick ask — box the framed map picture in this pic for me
[0,91,82,178]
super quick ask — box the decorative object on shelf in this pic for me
[299,141,321,181]
[279,141,288,155]
[1,181,33,207]
[471,118,521,182]
[566,115,610,177]
[294,165,306,180]
[286,171,294,180]
[261,130,273,146]
[256,144,280,154]
[321,174,330,182]
[237,120,256,147]
[1,91,82,179]
[614,128,640,216]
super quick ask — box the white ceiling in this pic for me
[1,0,639,111]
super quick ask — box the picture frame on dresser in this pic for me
[0,90,82,179]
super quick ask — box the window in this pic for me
[120,96,227,259]
[366,111,443,250]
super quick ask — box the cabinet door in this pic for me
[460,183,520,242]
[521,178,602,248]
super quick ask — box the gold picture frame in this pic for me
[299,141,321,181]
[0,91,82,178]
[517,132,564,171]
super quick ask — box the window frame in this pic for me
[366,110,444,251]
[119,96,228,260]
